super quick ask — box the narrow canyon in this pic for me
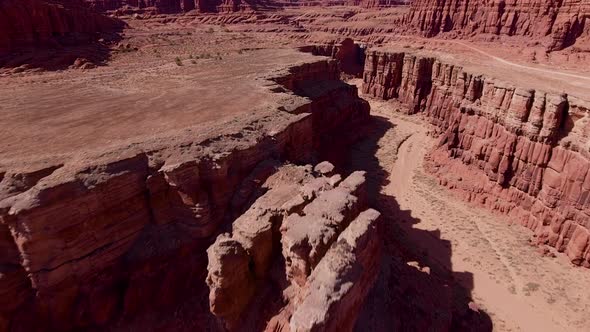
[1,0,589,331]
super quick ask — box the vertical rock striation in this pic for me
[362,48,590,267]
[404,0,590,51]
[0,0,123,55]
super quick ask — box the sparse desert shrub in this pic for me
[524,282,540,292]
[175,57,183,66]
[207,27,214,33]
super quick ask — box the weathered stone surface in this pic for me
[206,163,378,331]
[206,234,256,327]
[289,209,381,332]
[362,47,590,267]
[313,161,335,177]
[0,54,370,331]
[404,0,590,51]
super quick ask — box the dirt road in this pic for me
[353,97,590,332]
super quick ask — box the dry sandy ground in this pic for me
[0,22,312,164]
[359,94,590,332]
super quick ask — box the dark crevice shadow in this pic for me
[0,31,124,72]
[343,115,493,332]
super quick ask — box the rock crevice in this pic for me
[0,55,370,331]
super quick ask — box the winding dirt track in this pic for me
[361,97,590,332]
[449,41,590,81]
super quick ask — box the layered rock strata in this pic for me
[0,56,369,331]
[85,0,267,13]
[0,0,123,55]
[206,164,381,331]
[404,0,590,51]
[362,48,590,267]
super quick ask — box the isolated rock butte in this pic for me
[404,0,590,51]
[0,57,370,331]
[362,47,590,267]
[206,164,381,331]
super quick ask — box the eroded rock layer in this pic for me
[0,57,369,331]
[206,164,381,331]
[362,48,590,267]
[84,0,270,13]
[0,0,123,54]
[83,0,404,13]
[404,0,590,51]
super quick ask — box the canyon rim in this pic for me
[1,0,589,331]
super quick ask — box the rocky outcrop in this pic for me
[404,0,590,51]
[0,56,369,331]
[206,164,381,331]
[0,0,123,55]
[300,38,366,77]
[362,47,590,267]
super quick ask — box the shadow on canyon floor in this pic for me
[0,32,123,72]
[346,115,493,332]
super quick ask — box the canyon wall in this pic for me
[362,48,590,267]
[84,0,269,13]
[404,0,590,51]
[299,38,366,77]
[0,0,124,55]
[83,0,407,14]
[0,58,370,331]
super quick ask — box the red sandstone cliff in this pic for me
[404,0,590,51]
[0,0,123,55]
[362,47,590,267]
[0,58,369,331]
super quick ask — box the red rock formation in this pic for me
[84,0,279,13]
[0,57,369,331]
[362,47,590,267]
[360,0,408,9]
[0,0,123,55]
[404,0,590,51]
[300,38,366,77]
[206,165,381,331]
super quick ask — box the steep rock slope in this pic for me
[0,57,369,331]
[0,0,123,54]
[404,0,590,51]
[362,48,590,267]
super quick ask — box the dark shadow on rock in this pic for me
[343,115,493,332]
[0,0,127,73]
[0,31,124,72]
